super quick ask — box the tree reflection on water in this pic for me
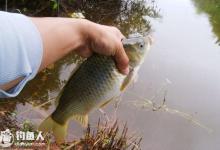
[0,0,160,129]
[192,0,220,45]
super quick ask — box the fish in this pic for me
[38,33,152,142]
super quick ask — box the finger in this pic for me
[112,26,125,39]
[117,30,125,41]
[120,34,126,40]
[114,42,129,75]
[75,47,93,58]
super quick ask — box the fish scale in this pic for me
[52,54,124,125]
[39,34,151,142]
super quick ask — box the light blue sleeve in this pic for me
[0,11,43,98]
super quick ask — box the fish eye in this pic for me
[139,44,144,48]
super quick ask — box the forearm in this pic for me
[0,15,128,94]
[31,17,128,74]
[0,17,104,91]
[1,17,88,91]
[30,17,90,70]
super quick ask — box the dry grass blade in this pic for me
[128,92,213,133]
[62,120,141,150]
[17,97,56,116]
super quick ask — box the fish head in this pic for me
[122,33,153,68]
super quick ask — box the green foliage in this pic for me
[22,120,35,132]
[0,0,160,34]
[50,0,58,10]
[192,0,220,45]
[69,0,160,36]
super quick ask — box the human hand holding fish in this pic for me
[0,17,129,91]
[38,32,152,143]
[0,12,152,143]
[31,18,129,75]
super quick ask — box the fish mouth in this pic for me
[122,38,143,46]
[144,35,154,47]
[122,33,153,48]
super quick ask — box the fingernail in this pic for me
[122,67,129,75]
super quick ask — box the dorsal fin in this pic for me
[99,97,115,108]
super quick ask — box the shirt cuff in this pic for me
[0,11,43,98]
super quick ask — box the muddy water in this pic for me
[1,0,220,149]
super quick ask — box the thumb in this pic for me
[114,43,129,75]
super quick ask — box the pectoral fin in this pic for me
[72,114,88,128]
[120,69,135,91]
[99,97,114,108]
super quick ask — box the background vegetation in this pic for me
[192,0,220,45]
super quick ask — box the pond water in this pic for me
[1,0,220,149]
[120,0,220,149]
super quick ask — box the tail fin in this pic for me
[38,116,68,143]
[72,114,88,128]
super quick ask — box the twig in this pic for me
[31,3,50,16]
[63,141,80,150]
[5,0,7,11]
[17,97,56,116]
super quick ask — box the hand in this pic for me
[31,18,129,74]
[74,20,129,75]
[1,18,130,91]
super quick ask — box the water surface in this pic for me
[1,0,220,149]
[119,0,220,149]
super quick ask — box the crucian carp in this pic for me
[39,33,152,142]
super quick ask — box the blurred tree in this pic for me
[192,0,220,45]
